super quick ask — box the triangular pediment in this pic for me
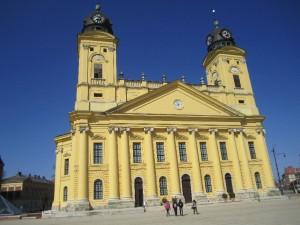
[107,81,244,118]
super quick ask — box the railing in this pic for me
[91,78,106,86]
[124,80,142,87]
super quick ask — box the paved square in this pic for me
[1,198,299,225]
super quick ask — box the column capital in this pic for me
[256,128,266,135]
[71,128,76,135]
[78,126,89,133]
[82,44,90,50]
[120,127,130,133]
[144,127,154,133]
[108,127,119,132]
[167,127,177,133]
[208,128,218,133]
[188,128,198,134]
[55,147,63,154]
[228,128,245,134]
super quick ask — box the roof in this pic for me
[2,173,53,185]
[0,195,22,216]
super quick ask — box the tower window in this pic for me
[90,47,94,51]
[248,142,257,159]
[94,64,103,79]
[233,75,241,88]
[103,48,107,52]
[94,93,103,97]
[238,100,244,104]
[64,159,69,175]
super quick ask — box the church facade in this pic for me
[52,5,278,211]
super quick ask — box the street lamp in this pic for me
[271,147,286,195]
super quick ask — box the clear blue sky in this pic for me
[1,0,299,180]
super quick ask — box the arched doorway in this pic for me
[225,173,233,193]
[134,177,143,207]
[182,174,192,203]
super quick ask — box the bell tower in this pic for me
[203,19,259,115]
[75,4,118,112]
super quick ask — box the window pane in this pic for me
[159,177,168,195]
[156,142,165,162]
[133,142,141,163]
[94,143,103,164]
[64,159,69,175]
[233,75,241,88]
[179,142,187,161]
[63,187,68,202]
[255,172,262,189]
[219,142,228,160]
[200,142,208,161]
[94,64,103,79]
[248,142,256,159]
[204,175,212,192]
[94,179,103,199]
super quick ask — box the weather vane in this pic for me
[212,9,219,28]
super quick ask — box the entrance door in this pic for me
[134,177,143,207]
[182,174,192,203]
[225,173,233,193]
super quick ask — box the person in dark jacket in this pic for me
[172,199,178,216]
[178,199,184,216]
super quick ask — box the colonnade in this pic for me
[56,125,274,210]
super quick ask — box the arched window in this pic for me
[63,186,68,202]
[94,179,103,199]
[204,175,212,193]
[159,176,168,195]
[255,172,262,189]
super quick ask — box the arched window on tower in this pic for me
[159,176,168,195]
[94,63,103,79]
[63,186,68,202]
[233,75,241,88]
[94,179,103,199]
[255,172,262,189]
[204,175,212,193]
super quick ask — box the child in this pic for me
[164,200,171,216]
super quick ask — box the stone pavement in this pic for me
[1,197,299,225]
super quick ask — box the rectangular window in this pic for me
[233,75,241,88]
[179,142,187,161]
[156,142,165,162]
[94,64,103,79]
[200,142,208,161]
[94,143,103,164]
[64,159,69,175]
[133,142,142,163]
[248,142,257,159]
[219,142,228,160]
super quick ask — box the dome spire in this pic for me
[95,3,101,12]
[212,9,219,28]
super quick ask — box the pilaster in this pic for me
[52,147,63,211]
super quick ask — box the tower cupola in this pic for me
[206,19,235,52]
[82,4,113,34]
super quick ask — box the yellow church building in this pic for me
[52,5,279,211]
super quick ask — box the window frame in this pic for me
[156,142,165,162]
[63,186,68,202]
[94,63,103,79]
[94,179,103,200]
[133,142,142,163]
[248,142,257,159]
[159,176,168,195]
[200,142,208,161]
[94,143,103,164]
[64,159,69,175]
[233,74,241,88]
[219,142,228,160]
[204,175,212,193]
[255,172,262,189]
[178,142,187,162]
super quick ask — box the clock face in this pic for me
[174,100,183,109]
[221,29,231,39]
[230,66,240,73]
[212,72,218,80]
[206,35,213,46]
[92,14,105,24]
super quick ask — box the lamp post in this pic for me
[271,147,286,195]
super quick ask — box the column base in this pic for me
[74,199,90,211]
[65,200,76,211]
[193,192,208,202]
[267,187,281,196]
[146,195,161,206]
[108,198,122,208]
[121,197,135,208]
[51,202,60,211]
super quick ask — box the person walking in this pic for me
[191,199,199,214]
[178,199,184,216]
[164,200,171,217]
[172,199,178,216]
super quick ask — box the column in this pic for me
[66,129,76,211]
[52,147,63,210]
[208,128,224,195]
[256,128,276,190]
[144,127,160,205]
[167,128,181,197]
[228,129,245,192]
[188,128,206,201]
[119,127,133,206]
[236,129,254,191]
[108,127,120,205]
[76,125,90,210]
